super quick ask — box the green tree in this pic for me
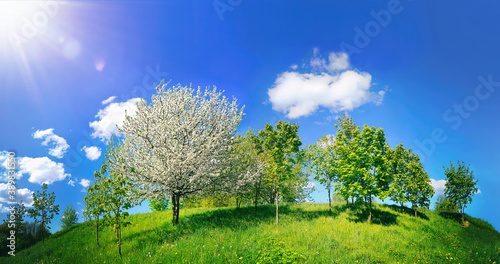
[356,124,391,223]
[388,143,410,210]
[388,144,434,216]
[27,183,60,243]
[102,150,138,257]
[444,160,478,222]
[334,114,391,223]
[83,165,109,247]
[405,152,434,217]
[306,134,337,212]
[333,113,360,206]
[60,203,78,230]
[149,197,170,212]
[256,121,302,225]
[3,201,27,233]
[435,195,458,213]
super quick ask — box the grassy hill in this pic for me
[1,202,499,264]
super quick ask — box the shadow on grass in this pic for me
[386,204,430,221]
[437,211,498,232]
[128,204,339,247]
[337,203,398,226]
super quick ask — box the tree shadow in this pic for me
[127,204,340,247]
[344,204,398,226]
[386,204,430,221]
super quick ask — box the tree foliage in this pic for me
[3,201,27,233]
[108,83,244,226]
[224,129,263,208]
[435,195,459,213]
[333,114,360,204]
[444,161,478,220]
[27,183,59,243]
[334,114,390,223]
[306,134,337,211]
[388,143,434,216]
[255,121,302,225]
[60,203,78,230]
[83,165,109,246]
[149,197,170,212]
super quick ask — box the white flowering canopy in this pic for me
[107,83,244,202]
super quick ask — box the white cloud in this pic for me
[290,64,298,70]
[0,204,12,213]
[18,157,70,185]
[430,179,446,196]
[33,128,70,158]
[268,51,386,119]
[79,179,91,188]
[0,151,19,181]
[68,180,75,186]
[89,97,142,141]
[0,183,34,207]
[81,146,101,161]
[310,51,350,72]
[101,96,116,105]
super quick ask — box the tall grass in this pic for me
[2,202,499,263]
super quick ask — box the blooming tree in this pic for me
[107,83,244,225]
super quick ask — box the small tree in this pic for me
[3,201,27,233]
[405,153,434,217]
[388,143,410,210]
[388,144,434,216]
[27,183,60,243]
[83,165,109,247]
[306,134,337,212]
[101,150,138,257]
[225,130,263,209]
[60,203,78,230]
[255,121,302,225]
[149,197,170,212]
[333,113,360,206]
[444,160,478,223]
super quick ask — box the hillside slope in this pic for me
[1,203,499,264]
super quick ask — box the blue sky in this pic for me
[1,0,499,232]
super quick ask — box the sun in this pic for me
[0,1,39,34]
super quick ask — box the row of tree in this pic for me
[306,114,434,222]
[82,83,479,256]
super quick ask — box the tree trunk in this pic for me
[327,180,331,212]
[96,215,100,247]
[41,223,44,243]
[172,194,180,225]
[275,180,279,225]
[254,180,260,211]
[368,196,372,224]
[461,207,465,224]
[41,215,45,243]
[118,216,122,256]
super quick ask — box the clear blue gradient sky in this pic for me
[1,0,499,232]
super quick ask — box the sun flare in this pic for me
[0,1,39,33]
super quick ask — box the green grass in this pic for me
[2,202,499,264]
